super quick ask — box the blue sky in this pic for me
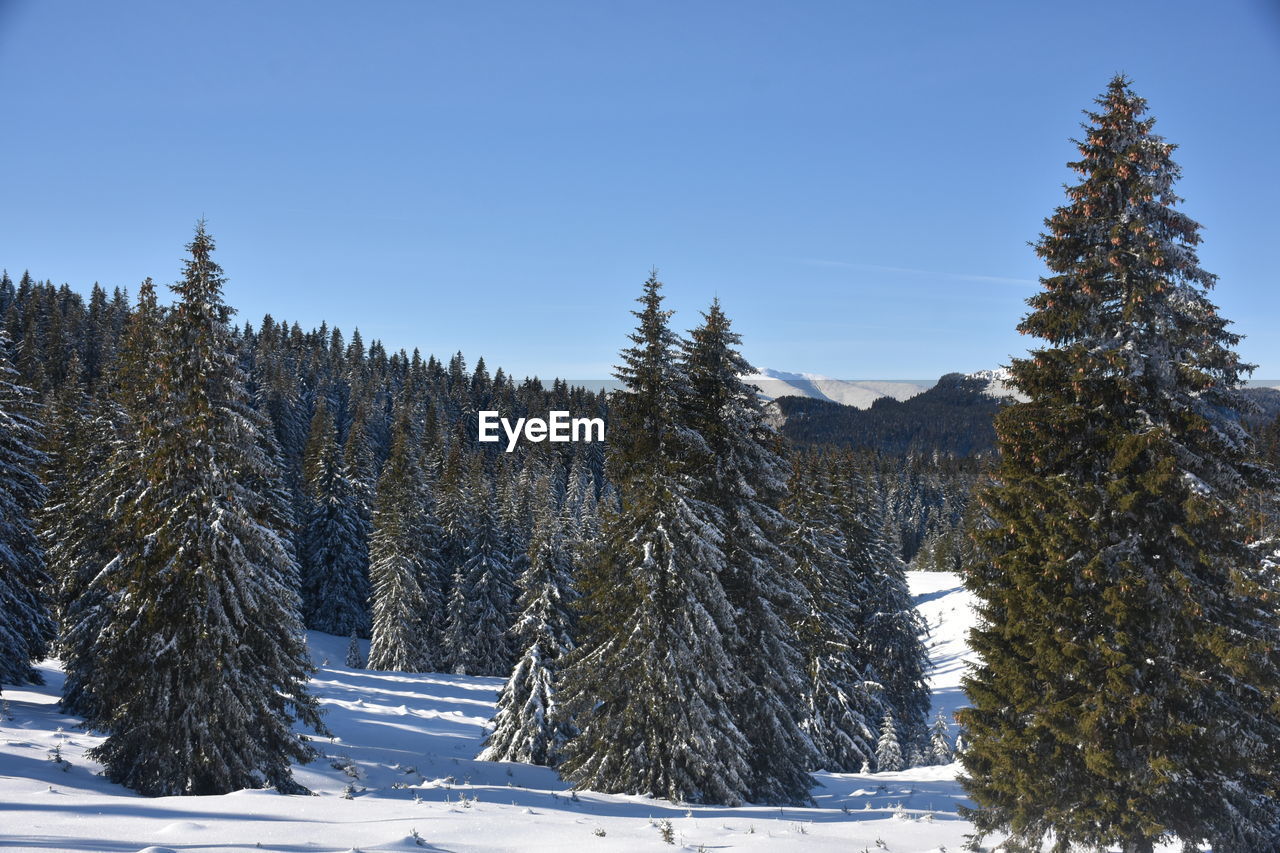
[1,0,1277,379]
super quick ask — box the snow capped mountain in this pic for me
[744,367,1029,409]
[964,368,1027,402]
[743,368,931,409]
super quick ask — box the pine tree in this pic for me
[0,330,54,689]
[479,495,577,766]
[58,282,160,719]
[345,632,365,669]
[445,468,516,676]
[559,272,751,805]
[39,357,102,709]
[85,224,323,796]
[927,711,952,765]
[786,455,879,773]
[874,711,903,773]
[300,396,371,637]
[682,299,816,803]
[434,425,476,596]
[367,403,439,672]
[843,469,930,753]
[959,77,1280,852]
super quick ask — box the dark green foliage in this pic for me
[368,402,440,672]
[959,77,1280,852]
[775,372,1004,456]
[56,282,161,719]
[560,273,752,805]
[874,710,903,772]
[479,483,578,767]
[445,471,516,676]
[682,299,816,804]
[84,224,324,797]
[786,455,879,772]
[300,396,371,637]
[843,481,931,751]
[786,449,933,761]
[927,711,952,765]
[0,330,54,689]
[344,632,365,669]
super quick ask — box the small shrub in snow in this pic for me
[344,632,365,669]
[330,757,359,779]
[48,744,70,771]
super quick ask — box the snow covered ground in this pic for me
[2,573,983,853]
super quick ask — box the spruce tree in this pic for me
[927,711,952,765]
[874,710,903,773]
[559,273,751,805]
[682,299,816,803]
[367,403,439,672]
[0,330,54,689]
[959,77,1280,852]
[58,281,161,719]
[344,632,365,669]
[479,494,577,766]
[843,468,930,752]
[39,358,108,712]
[445,468,516,676]
[300,396,371,637]
[86,224,323,796]
[786,455,879,773]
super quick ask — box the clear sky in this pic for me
[1,0,1277,380]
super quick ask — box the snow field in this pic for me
[0,571,1171,852]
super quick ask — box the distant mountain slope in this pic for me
[743,368,931,409]
[775,372,1006,456]
[774,371,1280,457]
[1241,386,1280,429]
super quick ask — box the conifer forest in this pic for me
[2,53,1279,853]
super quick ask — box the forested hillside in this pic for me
[0,242,936,805]
[773,372,1006,456]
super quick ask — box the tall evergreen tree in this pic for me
[58,281,160,719]
[786,455,879,773]
[959,77,1280,852]
[367,403,439,672]
[85,224,323,796]
[445,467,516,676]
[300,396,371,637]
[682,299,816,803]
[559,273,752,805]
[845,482,930,752]
[874,710,903,773]
[0,330,54,689]
[927,711,953,766]
[479,490,577,766]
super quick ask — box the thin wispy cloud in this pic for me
[798,258,1037,287]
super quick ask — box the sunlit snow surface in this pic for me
[0,573,1180,852]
